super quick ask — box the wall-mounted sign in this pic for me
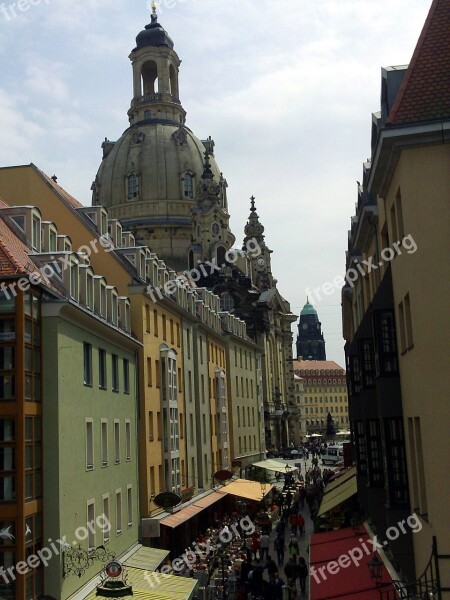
[105,561,123,578]
[214,469,233,482]
[153,492,182,509]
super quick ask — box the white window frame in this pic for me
[125,420,131,461]
[116,489,122,535]
[101,419,108,467]
[114,420,120,464]
[87,499,95,551]
[127,485,133,527]
[86,419,94,470]
[102,493,110,544]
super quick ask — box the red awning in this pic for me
[310,525,396,599]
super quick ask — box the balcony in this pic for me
[132,93,181,107]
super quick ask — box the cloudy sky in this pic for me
[0,0,431,365]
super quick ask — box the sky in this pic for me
[0,0,432,366]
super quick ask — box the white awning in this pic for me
[252,459,300,472]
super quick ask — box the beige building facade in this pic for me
[292,360,348,435]
[342,0,450,593]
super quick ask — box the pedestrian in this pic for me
[265,555,278,577]
[298,556,308,596]
[274,535,285,565]
[297,513,305,536]
[288,535,299,559]
[285,577,297,600]
[249,563,264,598]
[289,510,298,535]
[276,518,286,538]
[259,532,270,561]
[251,532,260,560]
[267,572,285,600]
[285,490,293,508]
[284,555,299,589]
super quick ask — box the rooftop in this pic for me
[387,0,450,126]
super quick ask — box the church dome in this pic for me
[93,123,223,270]
[135,18,174,50]
[300,301,318,316]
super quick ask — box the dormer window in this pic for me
[32,215,41,251]
[220,292,234,312]
[127,174,139,201]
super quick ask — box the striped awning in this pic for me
[83,568,198,599]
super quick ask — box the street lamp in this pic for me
[260,481,267,498]
[368,554,383,585]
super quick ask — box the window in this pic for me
[127,173,139,200]
[385,418,409,507]
[114,421,120,464]
[367,420,383,487]
[189,414,194,445]
[399,293,414,352]
[112,354,119,392]
[360,340,375,387]
[123,359,130,394]
[0,419,15,501]
[153,309,158,336]
[162,315,167,340]
[374,311,398,375]
[116,490,122,534]
[102,495,110,543]
[145,304,151,332]
[32,215,41,251]
[86,420,94,470]
[146,412,153,443]
[147,357,152,386]
[127,485,133,526]
[87,501,95,550]
[125,421,131,461]
[101,420,108,466]
[183,173,193,198]
[99,349,107,389]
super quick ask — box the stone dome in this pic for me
[93,122,223,270]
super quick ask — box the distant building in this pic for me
[342,0,450,592]
[296,300,326,360]
[292,360,348,435]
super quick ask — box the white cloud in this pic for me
[0,0,433,364]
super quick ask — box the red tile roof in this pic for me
[293,359,345,372]
[0,217,41,277]
[387,0,450,126]
[0,215,61,297]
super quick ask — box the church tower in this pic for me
[243,196,274,291]
[92,4,229,271]
[189,151,235,269]
[296,300,327,360]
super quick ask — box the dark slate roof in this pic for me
[135,16,174,51]
[387,0,450,126]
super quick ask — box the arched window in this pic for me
[220,292,235,312]
[183,174,193,198]
[141,60,158,95]
[127,174,139,200]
